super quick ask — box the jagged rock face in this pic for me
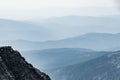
[0,46,51,80]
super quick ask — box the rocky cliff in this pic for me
[0,46,51,80]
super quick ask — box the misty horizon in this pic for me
[0,15,120,41]
[1,1,120,80]
[0,0,119,20]
[0,0,120,42]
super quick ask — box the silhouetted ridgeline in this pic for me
[0,46,51,80]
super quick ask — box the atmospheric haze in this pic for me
[0,0,119,20]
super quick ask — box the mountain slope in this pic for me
[49,51,120,80]
[0,46,51,80]
[22,48,108,70]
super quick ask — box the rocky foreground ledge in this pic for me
[0,46,51,80]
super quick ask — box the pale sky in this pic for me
[0,0,119,20]
[115,0,120,9]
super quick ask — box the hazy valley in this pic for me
[1,15,120,80]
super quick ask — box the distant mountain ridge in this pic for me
[1,15,120,41]
[32,16,120,38]
[1,16,120,51]
[0,19,52,41]
[1,32,120,51]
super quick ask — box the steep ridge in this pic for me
[0,46,51,80]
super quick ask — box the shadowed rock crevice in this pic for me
[0,46,51,80]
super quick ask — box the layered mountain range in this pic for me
[1,16,120,51]
[22,48,108,70]
[1,33,120,51]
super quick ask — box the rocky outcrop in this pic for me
[0,46,51,80]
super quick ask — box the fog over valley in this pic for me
[0,0,120,80]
